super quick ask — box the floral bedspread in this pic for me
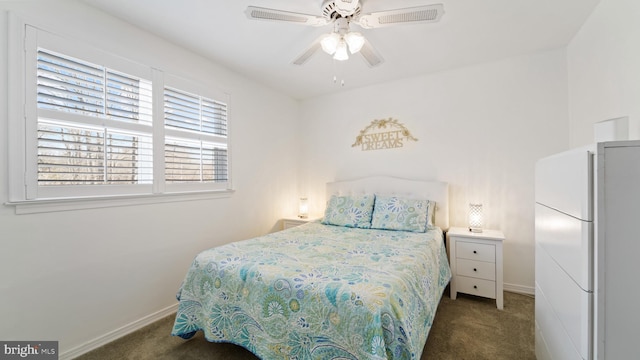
[172,222,451,359]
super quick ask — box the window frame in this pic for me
[27,34,157,199]
[6,15,233,214]
[162,74,231,194]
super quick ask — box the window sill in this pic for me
[5,190,235,215]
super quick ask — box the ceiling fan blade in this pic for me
[356,4,444,29]
[292,38,323,66]
[245,6,328,26]
[358,39,384,67]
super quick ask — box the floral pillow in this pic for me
[371,196,430,232]
[322,194,375,228]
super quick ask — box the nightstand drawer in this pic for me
[456,241,495,262]
[457,276,496,299]
[456,258,496,281]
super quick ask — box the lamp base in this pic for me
[469,227,483,233]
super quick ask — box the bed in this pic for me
[171,176,451,359]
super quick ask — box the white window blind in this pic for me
[164,87,229,184]
[36,48,154,189]
[165,138,228,183]
[164,87,227,137]
[37,120,153,185]
[37,49,153,126]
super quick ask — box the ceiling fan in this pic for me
[245,0,445,67]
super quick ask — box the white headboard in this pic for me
[326,176,449,230]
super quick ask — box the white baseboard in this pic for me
[60,303,178,360]
[504,282,535,296]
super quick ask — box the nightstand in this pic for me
[282,217,312,230]
[446,227,504,309]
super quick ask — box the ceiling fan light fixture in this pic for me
[333,40,349,61]
[344,32,365,54]
[320,33,340,54]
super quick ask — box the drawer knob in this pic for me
[473,250,477,254]
[473,285,478,289]
[473,268,477,272]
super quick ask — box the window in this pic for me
[36,49,154,189]
[163,87,229,185]
[9,23,231,210]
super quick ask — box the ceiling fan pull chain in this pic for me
[332,59,345,87]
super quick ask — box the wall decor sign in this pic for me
[352,118,418,151]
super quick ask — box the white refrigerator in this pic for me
[535,140,640,360]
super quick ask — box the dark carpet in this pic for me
[76,291,534,359]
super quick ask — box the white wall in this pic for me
[568,0,640,146]
[299,49,570,293]
[0,0,300,357]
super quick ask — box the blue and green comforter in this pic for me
[172,222,451,359]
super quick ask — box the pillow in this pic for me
[371,196,430,232]
[322,194,375,228]
[427,201,436,229]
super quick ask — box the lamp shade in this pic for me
[333,40,349,61]
[469,203,483,232]
[298,197,309,219]
[320,33,340,55]
[344,32,365,54]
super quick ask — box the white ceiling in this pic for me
[80,0,600,100]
